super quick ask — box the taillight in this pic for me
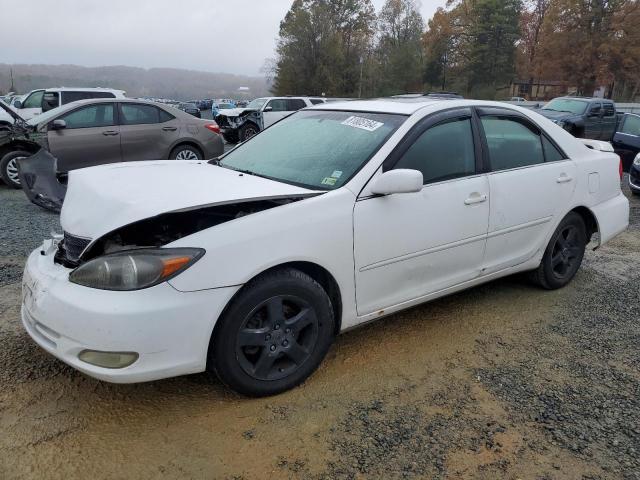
[619,156,623,180]
[205,123,220,134]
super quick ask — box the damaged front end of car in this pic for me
[215,109,263,142]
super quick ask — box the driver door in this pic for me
[353,109,490,316]
[585,102,603,139]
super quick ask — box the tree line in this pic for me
[271,0,640,101]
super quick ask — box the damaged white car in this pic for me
[22,99,629,396]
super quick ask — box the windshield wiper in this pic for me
[215,163,273,181]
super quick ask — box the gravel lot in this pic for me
[0,178,638,479]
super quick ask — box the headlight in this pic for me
[634,153,640,167]
[69,248,204,291]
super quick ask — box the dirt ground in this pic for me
[1,184,639,480]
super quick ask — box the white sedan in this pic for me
[22,98,629,396]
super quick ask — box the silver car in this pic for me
[1,98,224,188]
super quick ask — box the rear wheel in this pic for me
[1,150,30,188]
[529,212,587,289]
[169,145,202,161]
[210,268,335,397]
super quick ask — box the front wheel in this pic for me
[0,150,30,188]
[529,212,587,289]
[169,145,202,161]
[210,268,335,397]
[239,123,259,142]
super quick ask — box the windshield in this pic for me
[246,98,267,110]
[26,104,68,126]
[219,110,405,190]
[543,99,588,115]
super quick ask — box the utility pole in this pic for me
[9,68,15,93]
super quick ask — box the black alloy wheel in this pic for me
[529,212,587,289]
[210,268,335,397]
[235,295,318,381]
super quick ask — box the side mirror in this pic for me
[50,119,67,130]
[370,169,423,196]
[264,106,273,112]
[13,100,22,109]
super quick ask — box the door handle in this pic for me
[556,174,573,183]
[162,126,177,131]
[102,130,119,136]
[464,193,487,205]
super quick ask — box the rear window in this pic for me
[310,99,325,105]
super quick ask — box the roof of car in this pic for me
[44,87,126,93]
[308,97,448,114]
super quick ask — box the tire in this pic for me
[210,268,335,397]
[529,212,587,290]
[239,122,260,142]
[222,133,238,144]
[0,150,30,189]
[169,144,202,161]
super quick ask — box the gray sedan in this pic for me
[1,98,224,188]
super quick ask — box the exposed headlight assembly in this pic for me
[69,248,204,291]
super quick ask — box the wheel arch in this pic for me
[168,140,204,159]
[0,140,40,159]
[570,205,598,242]
[210,261,343,345]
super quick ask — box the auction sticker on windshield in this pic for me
[341,116,384,132]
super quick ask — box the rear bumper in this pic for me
[591,192,629,245]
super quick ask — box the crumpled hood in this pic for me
[60,160,314,239]
[217,108,255,117]
[536,109,576,122]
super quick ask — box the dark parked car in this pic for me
[0,98,223,189]
[178,102,201,118]
[612,113,640,172]
[537,97,617,140]
[629,155,640,195]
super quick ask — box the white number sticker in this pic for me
[341,116,384,132]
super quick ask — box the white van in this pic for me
[14,87,126,120]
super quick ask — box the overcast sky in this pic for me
[2,0,446,76]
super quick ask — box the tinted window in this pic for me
[310,99,325,105]
[603,103,615,118]
[220,110,405,190]
[588,103,602,116]
[287,99,307,110]
[481,117,544,171]
[23,90,44,109]
[60,104,115,129]
[542,99,588,115]
[42,92,60,112]
[394,118,476,184]
[542,136,565,162]
[266,99,288,112]
[621,115,640,136]
[120,104,160,125]
[61,91,115,104]
[158,109,174,123]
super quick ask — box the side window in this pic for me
[588,102,602,117]
[542,136,565,162]
[22,91,44,109]
[481,117,545,171]
[41,92,60,112]
[59,104,115,129]
[287,99,307,111]
[120,103,160,125]
[394,117,476,184]
[266,99,288,112]
[158,108,175,123]
[61,91,89,104]
[621,115,640,136]
[310,99,324,105]
[89,92,116,99]
[603,103,615,118]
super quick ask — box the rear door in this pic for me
[47,102,121,171]
[478,108,577,273]
[118,103,180,160]
[612,113,640,171]
[601,102,617,141]
[584,102,603,139]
